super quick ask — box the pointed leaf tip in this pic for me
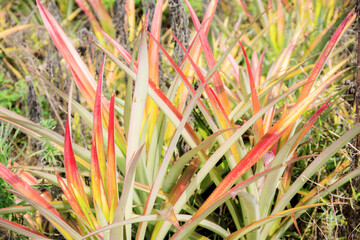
[64,117,89,207]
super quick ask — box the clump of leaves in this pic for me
[0,0,358,240]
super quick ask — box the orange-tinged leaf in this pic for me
[291,213,301,236]
[15,164,41,185]
[90,139,102,204]
[107,94,118,222]
[55,171,89,226]
[91,140,109,222]
[64,117,90,208]
[18,173,52,202]
[168,157,200,204]
[93,56,107,184]
[239,41,263,139]
[71,183,100,229]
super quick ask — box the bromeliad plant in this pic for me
[0,0,359,239]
